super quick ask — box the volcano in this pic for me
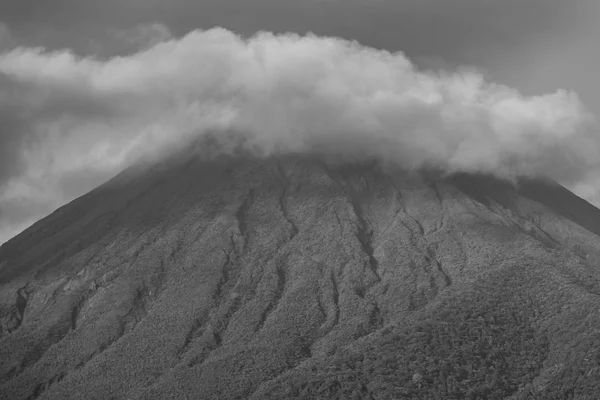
[1,150,600,400]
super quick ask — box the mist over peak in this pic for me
[0,27,598,242]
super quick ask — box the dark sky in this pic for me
[0,1,586,70]
[0,0,598,243]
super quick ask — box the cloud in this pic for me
[0,22,15,50]
[0,27,597,242]
[0,22,9,39]
[109,22,173,52]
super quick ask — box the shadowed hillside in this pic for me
[1,153,600,400]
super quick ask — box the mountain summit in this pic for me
[1,152,600,399]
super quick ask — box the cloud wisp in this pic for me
[0,22,12,49]
[0,27,597,242]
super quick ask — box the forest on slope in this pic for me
[1,154,600,399]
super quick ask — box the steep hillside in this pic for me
[1,153,600,400]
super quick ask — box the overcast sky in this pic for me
[0,0,599,244]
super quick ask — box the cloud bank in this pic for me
[0,27,597,242]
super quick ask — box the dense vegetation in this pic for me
[258,293,548,399]
[256,261,600,400]
[3,156,600,399]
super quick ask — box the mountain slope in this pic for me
[1,153,600,400]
